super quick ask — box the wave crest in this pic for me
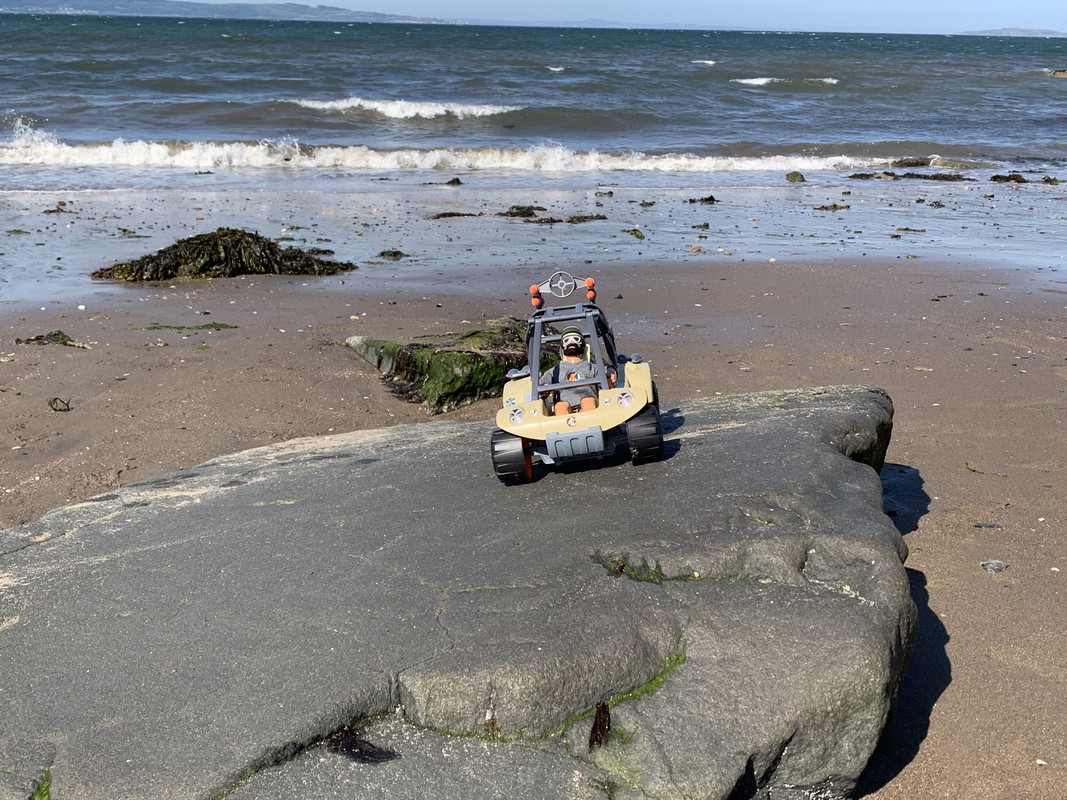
[732,77,839,86]
[0,131,913,175]
[291,96,523,119]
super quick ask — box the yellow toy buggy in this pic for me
[490,271,663,483]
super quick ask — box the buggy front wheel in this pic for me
[627,404,663,465]
[491,429,533,483]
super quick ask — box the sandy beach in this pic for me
[2,185,1066,798]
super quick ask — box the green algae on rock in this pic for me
[347,320,529,414]
[90,227,356,281]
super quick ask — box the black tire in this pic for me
[627,404,663,465]
[491,429,533,483]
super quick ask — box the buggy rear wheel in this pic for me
[627,404,663,465]
[491,428,533,483]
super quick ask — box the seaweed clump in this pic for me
[91,228,356,281]
[499,205,541,218]
[15,330,91,349]
[848,171,974,182]
[990,173,1028,183]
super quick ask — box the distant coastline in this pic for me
[0,0,463,24]
[0,0,1064,35]
[957,27,1067,37]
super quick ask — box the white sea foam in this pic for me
[732,77,838,86]
[0,127,897,176]
[292,97,523,119]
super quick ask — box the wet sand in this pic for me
[2,189,1067,797]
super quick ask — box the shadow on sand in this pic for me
[857,463,950,795]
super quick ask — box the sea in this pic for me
[2,15,1066,190]
[2,15,1067,306]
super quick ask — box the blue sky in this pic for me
[338,0,1067,34]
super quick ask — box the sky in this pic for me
[338,0,1067,34]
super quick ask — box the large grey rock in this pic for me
[0,386,913,800]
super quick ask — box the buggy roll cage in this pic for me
[525,303,621,403]
[506,272,624,405]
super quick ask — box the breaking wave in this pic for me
[732,77,839,86]
[290,97,523,119]
[0,127,909,175]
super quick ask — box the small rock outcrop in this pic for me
[91,228,356,281]
[347,320,527,413]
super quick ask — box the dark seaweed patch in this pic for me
[588,701,611,751]
[326,728,399,763]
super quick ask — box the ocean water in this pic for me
[2,15,1067,191]
[2,15,1067,307]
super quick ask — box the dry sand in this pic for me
[2,254,1065,798]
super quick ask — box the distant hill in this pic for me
[0,0,705,27]
[957,27,1067,37]
[0,0,462,23]
[6,1,1061,35]
[462,17,710,30]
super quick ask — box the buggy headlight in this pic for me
[509,408,525,424]
[617,391,634,408]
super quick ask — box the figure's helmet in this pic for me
[560,326,584,352]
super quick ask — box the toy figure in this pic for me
[541,325,617,415]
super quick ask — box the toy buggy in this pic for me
[490,271,663,483]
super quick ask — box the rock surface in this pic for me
[91,227,356,281]
[0,386,914,800]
